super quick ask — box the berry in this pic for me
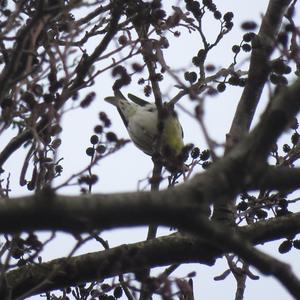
[278,240,292,254]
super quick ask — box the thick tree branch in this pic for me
[190,217,300,300]
[228,0,292,146]
[251,166,300,191]
[5,211,300,299]
[213,78,300,223]
[2,235,218,299]
[228,79,300,164]
[215,0,292,227]
[241,212,300,244]
[2,75,300,233]
[0,185,211,233]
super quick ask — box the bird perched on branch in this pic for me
[105,91,186,169]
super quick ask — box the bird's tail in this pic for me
[104,90,128,106]
[104,96,119,106]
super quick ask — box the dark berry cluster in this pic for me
[112,66,131,90]
[190,147,211,169]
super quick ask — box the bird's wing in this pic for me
[128,93,151,107]
[127,107,158,155]
[180,124,184,138]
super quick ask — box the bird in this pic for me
[104,91,185,166]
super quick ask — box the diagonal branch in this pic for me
[227,0,292,148]
[0,1,123,169]
[214,0,292,226]
[188,216,300,299]
[231,78,300,162]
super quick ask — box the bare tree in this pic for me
[0,0,300,299]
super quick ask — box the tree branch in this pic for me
[5,211,300,299]
[190,216,300,300]
[0,1,123,169]
[227,0,292,147]
[215,0,292,227]
[251,165,300,191]
[2,235,218,299]
[227,78,300,164]
[2,75,300,232]
[241,212,300,244]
